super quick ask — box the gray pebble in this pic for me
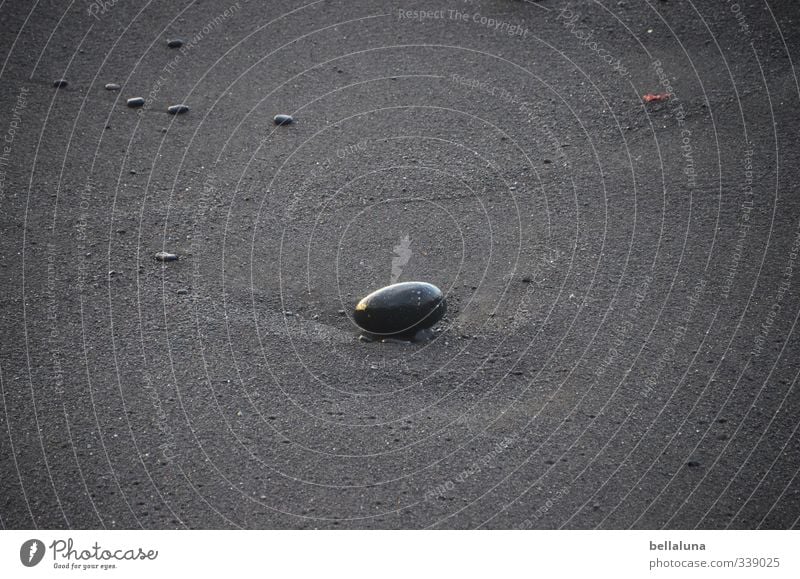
[155,251,178,262]
[412,328,435,342]
[167,38,184,48]
[104,83,120,91]
[274,114,294,125]
[53,79,68,88]
[379,337,414,344]
[167,104,189,115]
[127,97,145,108]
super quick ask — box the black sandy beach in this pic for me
[1,0,799,529]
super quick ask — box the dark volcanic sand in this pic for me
[1,0,799,529]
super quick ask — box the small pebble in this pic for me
[687,460,701,468]
[154,251,178,262]
[521,276,532,283]
[274,114,294,125]
[127,97,145,108]
[167,38,185,48]
[104,83,120,91]
[380,337,414,344]
[176,288,189,295]
[53,79,68,88]
[412,328,435,342]
[167,104,190,115]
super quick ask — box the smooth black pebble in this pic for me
[353,281,446,336]
[167,104,189,115]
[105,83,120,91]
[167,38,184,48]
[53,79,68,88]
[127,97,145,108]
[274,114,294,125]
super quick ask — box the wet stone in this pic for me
[353,281,446,336]
[154,251,178,262]
[167,104,190,115]
[127,97,145,108]
[167,38,185,48]
[274,114,294,125]
[104,83,120,91]
[53,79,68,88]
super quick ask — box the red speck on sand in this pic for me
[643,93,671,103]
